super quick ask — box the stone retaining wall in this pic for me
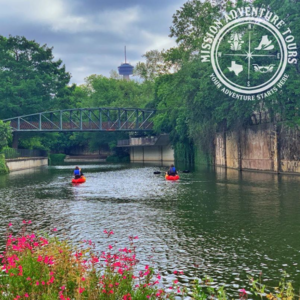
[215,123,300,174]
[6,157,48,172]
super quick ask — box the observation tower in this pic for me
[118,46,134,80]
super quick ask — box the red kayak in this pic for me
[165,174,180,181]
[72,176,86,184]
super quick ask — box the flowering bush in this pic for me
[0,222,183,300]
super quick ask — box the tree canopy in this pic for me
[0,35,71,119]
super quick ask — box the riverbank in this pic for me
[5,157,48,172]
[0,154,8,174]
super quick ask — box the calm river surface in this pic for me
[0,163,300,295]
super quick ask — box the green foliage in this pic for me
[250,273,296,300]
[134,50,172,81]
[0,154,8,174]
[49,154,66,165]
[82,75,154,108]
[1,147,19,159]
[166,0,223,63]
[152,0,300,168]
[193,278,227,300]
[0,120,12,151]
[18,135,47,150]
[0,35,70,119]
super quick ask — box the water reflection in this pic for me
[0,164,300,295]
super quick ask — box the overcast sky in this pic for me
[0,0,187,85]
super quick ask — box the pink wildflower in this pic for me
[239,288,247,296]
[49,276,55,283]
[79,287,85,294]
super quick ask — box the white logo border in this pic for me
[211,17,288,95]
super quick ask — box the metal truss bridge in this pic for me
[3,107,156,132]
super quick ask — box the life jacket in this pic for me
[74,169,80,176]
[169,167,176,175]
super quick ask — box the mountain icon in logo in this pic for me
[255,35,274,50]
[228,61,243,76]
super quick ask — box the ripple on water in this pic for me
[0,164,300,295]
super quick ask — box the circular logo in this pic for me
[211,17,288,95]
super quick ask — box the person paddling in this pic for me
[73,166,82,179]
[166,164,178,176]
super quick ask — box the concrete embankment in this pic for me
[6,157,48,172]
[215,123,300,175]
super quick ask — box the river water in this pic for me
[0,163,300,296]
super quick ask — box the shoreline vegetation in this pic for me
[0,154,8,174]
[0,222,297,300]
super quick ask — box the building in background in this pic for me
[118,46,134,80]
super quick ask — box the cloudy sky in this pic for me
[0,0,187,85]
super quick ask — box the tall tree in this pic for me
[0,35,71,119]
[134,50,173,81]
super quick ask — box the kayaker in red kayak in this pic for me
[166,164,178,176]
[73,166,83,179]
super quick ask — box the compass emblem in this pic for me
[211,17,288,95]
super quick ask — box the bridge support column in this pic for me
[12,132,19,149]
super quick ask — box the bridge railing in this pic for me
[1,148,48,159]
[3,108,156,132]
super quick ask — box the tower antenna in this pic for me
[118,46,133,80]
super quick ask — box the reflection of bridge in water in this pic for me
[3,107,156,132]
